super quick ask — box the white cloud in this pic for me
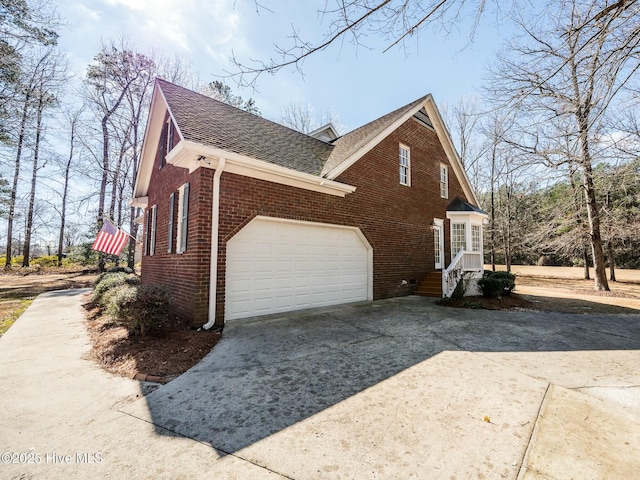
[76,3,102,21]
[95,0,247,56]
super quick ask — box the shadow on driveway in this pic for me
[123,296,640,455]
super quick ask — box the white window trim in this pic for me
[166,118,174,155]
[399,144,411,186]
[471,224,481,253]
[150,205,157,256]
[451,222,466,258]
[440,164,448,199]
[434,218,444,269]
[144,210,149,256]
[167,192,175,253]
[176,183,189,254]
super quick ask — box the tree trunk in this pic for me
[5,92,31,268]
[22,92,45,267]
[607,241,616,282]
[57,127,74,267]
[97,116,110,272]
[582,247,590,280]
[490,148,496,272]
[580,155,609,290]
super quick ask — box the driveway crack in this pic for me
[517,383,551,479]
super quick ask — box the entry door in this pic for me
[434,222,444,269]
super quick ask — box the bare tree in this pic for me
[5,48,54,268]
[442,96,486,192]
[22,48,64,266]
[84,39,154,270]
[488,0,640,290]
[280,102,344,134]
[55,105,83,266]
[229,1,637,87]
[0,0,59,143]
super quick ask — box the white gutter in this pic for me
[202,157,226,330]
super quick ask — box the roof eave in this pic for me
[169,141,357,198]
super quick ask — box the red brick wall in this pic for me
[141,118,468,326]
[140,132,213,323]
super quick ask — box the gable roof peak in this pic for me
[156,78,334,175]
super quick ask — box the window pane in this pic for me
[440,165,448,198]
[472,225,481,252]
[452,223,466,254]
[399,145,410,185]
[168,192,174,253]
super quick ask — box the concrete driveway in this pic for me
[2,291,640,479]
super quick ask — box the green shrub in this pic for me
[32,255,70,268]
[478,271,516,298]
[105,284,171,335]
[66,242,99,266]
[92,272,140,305]
[92,267,135,287]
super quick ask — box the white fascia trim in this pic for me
[167,141,357,197]
[133,81,185,200]
[130,196,148,208]
[446,211,489,222]
[133,84,164,200]
[324,101,427,181]
[423,96,480,206]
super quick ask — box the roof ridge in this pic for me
[338,95,430,140]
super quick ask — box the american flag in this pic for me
[91,218,130,256]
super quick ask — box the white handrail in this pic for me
[442,250,483,297]
[442,249,465,298]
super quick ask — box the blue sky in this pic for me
[57,0,511,131]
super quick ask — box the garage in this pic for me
[225,216,372,321]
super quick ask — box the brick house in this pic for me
[132,79,487,329]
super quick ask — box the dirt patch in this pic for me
[83,296,220,381]
[0,268,99,337]
[0,268,98,300]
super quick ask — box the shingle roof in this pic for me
[158,79,430,178]
[446,198,488,215]
[158,79,333,175]
[321,96,429,176]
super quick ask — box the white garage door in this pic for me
[225,217,371,321]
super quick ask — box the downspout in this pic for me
[202,157,226,330]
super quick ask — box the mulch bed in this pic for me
[83,298,220,382]
[437,293,535,310]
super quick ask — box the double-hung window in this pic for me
[149,205,157,256]
[176,183,189,253]
[472,224,481,252]
[399,144,410,186]
[440,164,448,198]
[451,222,466,255]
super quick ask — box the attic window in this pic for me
[166,118,174,155]
[399,144,410,186]
[159,117,175,169]
[440,164,448,199]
